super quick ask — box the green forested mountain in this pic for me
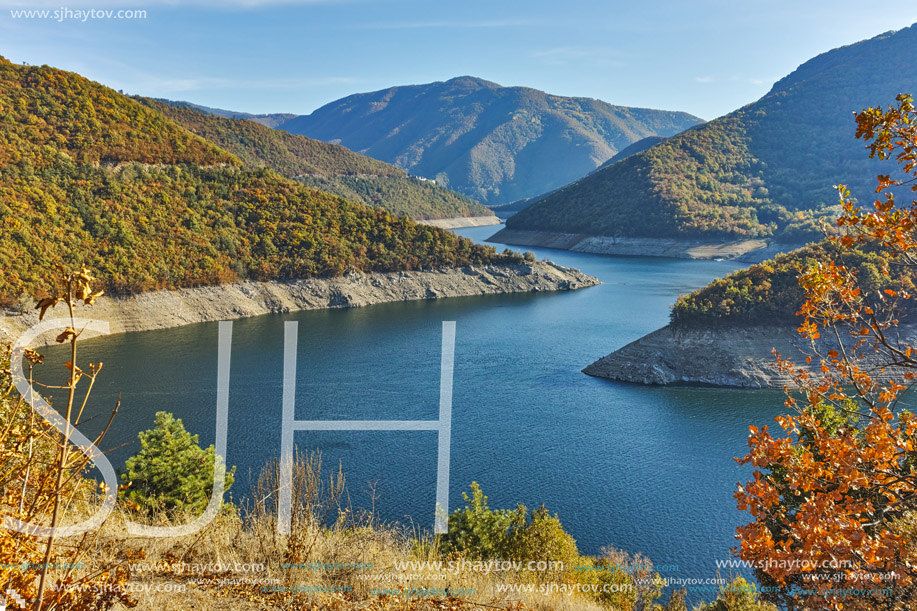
[506,24,917,243]
[276,76,702,205]
[141,99,492,220]
[0,57,505,305]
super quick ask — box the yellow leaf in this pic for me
[56,327,77,343]
[84,289,104,306]
[35,297,61,321]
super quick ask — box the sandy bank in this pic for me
[488,229,768,260]
[0,262,599,347]
[417,215,502,229]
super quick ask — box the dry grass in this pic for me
[0,349,612,611]
[85,453,611,611]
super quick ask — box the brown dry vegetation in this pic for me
[0,270,766,611]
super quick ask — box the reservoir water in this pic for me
[39,225,789,594]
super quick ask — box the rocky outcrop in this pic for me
[0,262,599,346]
[583,324,917,388]
[583,326,800,387]
[488,229,767,260]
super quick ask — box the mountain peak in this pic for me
[442,75,501,89]
[279,79,701,204]
[769,23,916,95]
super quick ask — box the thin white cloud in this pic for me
[695,75,774,87]
[726,75,776,87]
[532,47,626,68]
[347,19,535,30]
[58,52,361,94]
[128,74,359,93]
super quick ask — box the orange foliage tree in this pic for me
[734,94,917,611]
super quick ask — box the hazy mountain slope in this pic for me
[505,25,917,245]
[597,135,667,169]
[277,76,702,205]
[0,57,508,304]
[153,98,296,128]
[142,99,493,220]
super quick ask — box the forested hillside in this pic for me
[277,76,702,205]
[144,99,492,220]
[669,241,913,327]
[0,57,505,305]
[506,24,917,243]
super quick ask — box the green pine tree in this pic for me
[120,411,235,515]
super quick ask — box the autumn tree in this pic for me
[734,94,917,610]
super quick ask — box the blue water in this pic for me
[36,225,788,597]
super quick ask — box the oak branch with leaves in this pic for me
[735,94,917,611]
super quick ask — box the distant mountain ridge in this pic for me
[153,98,296,128]
[502,24,917,249]
[269,76,702,205]
[145,99,494,221]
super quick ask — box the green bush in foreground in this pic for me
[440,484,780,610]
[441,482,578,566]
[693,578,776,611]
[120,411,235,515]
[440,482,521,559]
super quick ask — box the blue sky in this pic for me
[0,0,915,120]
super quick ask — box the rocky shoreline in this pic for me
[583,325,803,387]
[583,323,917,388]
[0,262,599,347]
[488,228,770,260]
[417,215,502,229]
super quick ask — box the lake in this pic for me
[37,224,789,597]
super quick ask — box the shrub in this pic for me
[121,411,235,515]
[693,577,777,611]
[442,483,578,569]
[504,505,579,567]
[576,548,666,610]
[440,482,520,558]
